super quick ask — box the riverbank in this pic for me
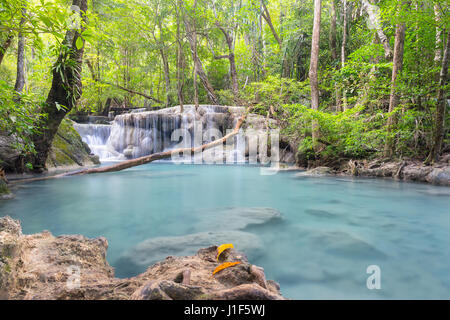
[283,157,450,186]
[0,216,284,300]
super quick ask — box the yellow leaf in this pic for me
[213,262,241,275]
[216,243,234,260]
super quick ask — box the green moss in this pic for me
[46,119,97,168]
[0,180,9,196]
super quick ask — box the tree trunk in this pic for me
[176,1,185,112]
[0,34,14,66]
[160,47,172,107]
[156,18,173,108]
[341,0,348,110]
[434,4,442,66]
[261,1,281,47]
[14,8,27,98]
[309,0,321,148]
[426,28,450,164]
[384,22,406,157]
[215,23,239,100]
[30,0,88,172]
[361,0,393,60]
[183,1,219,105]
[101,81,162,104]
[329,0,337,62]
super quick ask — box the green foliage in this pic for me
[0,0,447,167]
[0,80,44,156]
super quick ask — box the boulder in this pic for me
[46,119,101,170]
[295,166,334,177]
[0,133,21,172]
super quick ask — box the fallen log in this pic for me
[12,106,253,184]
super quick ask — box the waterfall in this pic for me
[74,105,248,163]
[73,123,119,161]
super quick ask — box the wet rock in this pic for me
[426,167,450,186]
[46,119,100,170]
[0,217,284,300]
[345,159,450,186]
[0,133,21,172]
[295,166,334,177]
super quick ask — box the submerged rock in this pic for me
[115,230,264,277]
[192,207,282,232]
[0,216,283,300]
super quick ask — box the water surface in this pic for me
[1,163,449,299]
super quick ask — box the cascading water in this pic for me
[73,123,118,161]
[74,105,248,163]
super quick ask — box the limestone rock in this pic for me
[46,119,100,170]
[295,166,334,177]
[344,159,450,186]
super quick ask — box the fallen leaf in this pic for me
[213,261,241,275]
[216,243,234,261]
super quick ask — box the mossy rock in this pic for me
[46,119,100,169]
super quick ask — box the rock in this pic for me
[295,166,334,177]
[426,167,450,186]
[46,119,101,170]
[123,146,134,158]
[345,160,450,186]
[0,217,284,300]
[0,133,21,172]
[115,231,264,277]
[1,119,99,173]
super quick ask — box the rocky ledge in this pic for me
[0,216,284,300]
[295,158,450,186]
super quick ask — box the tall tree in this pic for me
[309,0,322,147]
[212,0,240,100]
[426,28,450,164]
[329,0,337,62]
[0,34,14,66]
[433,3,442,66]
[30,0,88,171]
[384,21,406,157]
[183,0,219,105]
[260,0,281,47]
[341,0,348,110]
[175,0,185,112]
[361,0,393,60]
[14,7,27,98]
